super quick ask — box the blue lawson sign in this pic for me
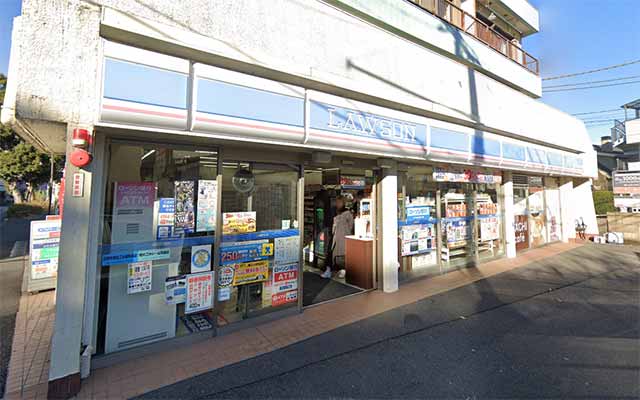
[310,101,427,146]
[406,205,431,224]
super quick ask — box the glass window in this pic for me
[545,178,562,242]
[441,183,474,269]
[528,182,546,247]
[398,166,438,281]
[217,162,300,325]
[98,143,218,354]
[476,184,504,261]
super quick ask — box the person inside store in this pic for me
[352,190,365,217]
[322,195,354,279]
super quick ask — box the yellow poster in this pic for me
[233,260,269,286]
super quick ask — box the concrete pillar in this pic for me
[502,171,516,258]
[573,178,599,235]
[379,162,398,293]
[558,177,574,242]
[48,125,94,398]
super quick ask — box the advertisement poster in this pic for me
[479,217,500,241]
[190,245,212,273]
[233,260,269,286]
[445,219,470,244]
[400,224,434,256]
[29,220,61,280]
[340,175,366,189]
[218,287,231,301]
[272,290,298,307]
[405,206,432,224]
[218,265,235,287]
[222,212,256,235]
[112,182,156,244]
[127,261,152,294]
[273,263,298,284]
[174,181,195,233]
[220,240,271,265]
[514,215,529,251]
[274,236,300,265]
[197,180,217,232]
[156,198,178,239]
[186,272,214,314]
[613,171,640,194]
[164,275,186,304]
[433,167,502,184]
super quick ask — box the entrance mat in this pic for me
[303,271,362,306]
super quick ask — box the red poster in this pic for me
[514,215,529,251]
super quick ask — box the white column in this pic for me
[558,177,574,242]
[379,164,399,293]
[49,125,94,391]
[573,178,599,235]
[502,171,516,258]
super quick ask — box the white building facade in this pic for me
[1,0,599,397]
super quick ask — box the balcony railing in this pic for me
[408,0,540,75]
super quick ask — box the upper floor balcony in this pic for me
[612,99,640,147]
[409,0,539,75]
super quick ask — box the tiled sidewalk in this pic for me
[3,289,55,400]
[4,242,581,400]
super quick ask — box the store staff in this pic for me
[321,196,353,279]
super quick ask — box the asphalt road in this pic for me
[139,244,640,400]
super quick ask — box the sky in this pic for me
[0,0,638,144]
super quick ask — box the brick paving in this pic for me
[3,290,55,400]
[2,242,582,400]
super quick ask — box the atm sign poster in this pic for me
[271,263,298,307]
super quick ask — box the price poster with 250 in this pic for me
[220,240,272,265]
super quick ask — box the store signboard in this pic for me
[613,171,640,194]
[310,101,427,146]
[233,260,269,286]
[340,175,366,189]
[29,219,61,280]
[185,272,214,314]
[222,212,257,235]
[196,180,217,232]
[433,167,502,184]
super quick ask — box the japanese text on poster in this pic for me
[112,182,156,244]
[29,220,61,280]
[186,272,214,314]
[127,261,152,294]
[220,240,270,265]
[196,180,217,232]
[274,236,299,265]
[233,260,269,286]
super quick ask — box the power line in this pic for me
[542,59,640,81]
[583,118,618,124]
[543,80,640,93]
[543,74,640,89]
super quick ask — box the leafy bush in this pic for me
[593,190,615,215]
[6,202,47,218]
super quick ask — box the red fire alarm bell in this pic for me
[70,128,93,168]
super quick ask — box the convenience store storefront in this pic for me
[83,41,588,362]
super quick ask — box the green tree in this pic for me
[593,190,615,215]
[0,73,6,104]
[0,73,64,203]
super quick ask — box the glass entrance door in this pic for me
[441,183,474,268]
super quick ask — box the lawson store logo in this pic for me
[310,101,427,146]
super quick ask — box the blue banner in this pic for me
[220,242,271,265]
